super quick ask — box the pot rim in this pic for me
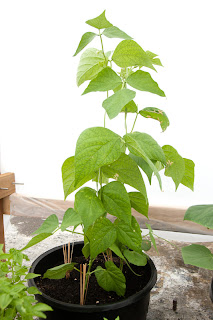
[28,241,157,313]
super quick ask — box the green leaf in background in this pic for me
[123,249,147,266]
[21,233,53,251]
[32,214,59,235]
[43,263,76,279]
[115,219,142,253]
[139,107,169,131]
[182,244,213,270]
[74,127,125,186]
[95,260,126,296]
[162,145,185,190]
[103,89,136,119]
[126,70,165,97]
[62,156,95,199]
[146,50,163,66]
[102,26,132,40]
[89,217,117,259]
[141,239,151,251]
[61,208,82,231]
[102,153,147,200]
[82,67,122,94]
[77,48,108,86]
[101,181,132,225]
[146,223,158,252]
[181,158,195,191]
[128,192,149,217]
[74,187,105,230]
[112,40,155,70]
[86,10,113,30]
[121,100,138,113]
[184,204,213,229]
[25,273,41,280]
[73,32,97,56]
[129,153,157,184]
[27,286,41,295]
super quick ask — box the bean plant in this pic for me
[21,11,195,302]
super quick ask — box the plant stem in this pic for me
[84,258,93,302]
[99,30,107,63]
[125,109,128,134]
[131,112,138,133]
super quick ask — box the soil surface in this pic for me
[36,255,151,305]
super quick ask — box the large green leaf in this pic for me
[124,132,166,189]
[123,249,147,266]
[86,10,113,29]
[184,205,213,229]
[162,145,185,190]
[73,32,97,56]
[146,50,163,66]
[112,40,155,70]
[32,214,59,235]
[77,48,108,86]
[182,244,213,270]
[129,153,157,184]
[139,107,169,131]
[128,192,149,217]
[0,293,12,310]
[102,26,132,40]
[74,187,105,230]
[101,181,132,225]
[114,219,142,253]
[74,127,125,186]
[181,158,195,191]
[21,233,52,251]
[102,153,147,200]
[43,263,76,279]
[102,89,136,119]
[62,156,95,199]
[126,70,165,97]
[82,67,122,95]
[88,217,117,259]
[61,208,82,231]
[121,100,138,113]
[95,260,126,296]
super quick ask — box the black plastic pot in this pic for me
[28,241,157,320]
[210,278,213,303]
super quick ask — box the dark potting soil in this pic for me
[36,255,151,305]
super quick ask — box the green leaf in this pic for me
[62,156,95,199]
[131,216,142,238]
[86,10,113,30]
[74,127,125,186]
[95,260,126,296]
[181,158,195,191]
[103,89,136,119]
[162,145,185,190]
[21,233,52,251]
[88,217,117,259]
[146,50,163,66]
[73,32,97,56]
[27,286,41,295]
[101,181,131,224]
[123,249,147,266]
[82,67,122,95]
[77,48,107,87]
[0,293,12,310]
[32,214,59,235]
[146,223,158,252]
[121,100,138,113]
[102,26,132,40]
[102,153,147,200]
[182,244,213,270]
[124,132,166,189]
[32,302,53,312]
[115,219,142,253]
[82,241,90,259]
[128,192,149,217]
[126,70,165,97]
[25,273,41,280]
[139,107,169,131]
[141,239,151,251]
[75,187,105,230]
[109,243,125,259]
[129,153,156,184]
[184,204,213,229]
[43,263,76,279]
[112,40,155,70]
[61,208,82,231]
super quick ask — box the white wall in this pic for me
[0,0,213,208]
